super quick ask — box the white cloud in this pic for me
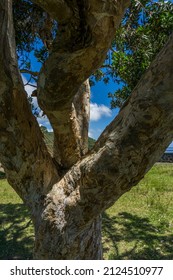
[90,103,112,121]
[22,75,49,127]
[38,116,52,130]
[88,129,94,138]
[24,84,35,96]
[22,75,39,108]
[22,76,36,96]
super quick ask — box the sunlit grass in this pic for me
[102,164,173,260]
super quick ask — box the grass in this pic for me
[102,163,173,260]
[0,179,34,259]
[0,163,173,259]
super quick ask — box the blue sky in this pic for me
[89,80,119,139]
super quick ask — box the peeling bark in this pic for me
[52,80,90,168]
[72,80,90,156]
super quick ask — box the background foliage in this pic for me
[91,0,173,108]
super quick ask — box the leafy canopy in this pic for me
[13,0,56,69]
[106,0,173,108]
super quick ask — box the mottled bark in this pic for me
[72,80,90,156]
[34,215,102,260]
[1,0,173,260]
[52,80,90,168]
[0,0,58,206]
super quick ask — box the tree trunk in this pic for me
[33,212,102,260]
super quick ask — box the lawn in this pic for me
[0,163,173,260]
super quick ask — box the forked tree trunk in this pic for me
[1,0,173,260]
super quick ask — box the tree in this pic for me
[109,0,173,108]
[0,0,173,260]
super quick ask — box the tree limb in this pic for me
[0,0,58,205]
[52,80,91,168]
[31,0,72,22]
[20,69,39,77]
[101,64,113,69]
[36,0,130,168]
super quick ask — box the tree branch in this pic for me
[25,83,37,88]
[20,69,39,77]
[101,64,113,69]
[52,80,91,168]
[36,0,130,168]
[0,0,58,205]
[72,80,90,156]
[31,0,72,22]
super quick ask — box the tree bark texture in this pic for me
[1,0,173,259]
[34,215,102,260]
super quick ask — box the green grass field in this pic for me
[0,163,173,260]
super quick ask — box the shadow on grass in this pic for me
[0,204,34,260]
[102,212,173,260]
[1,203,173,260]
